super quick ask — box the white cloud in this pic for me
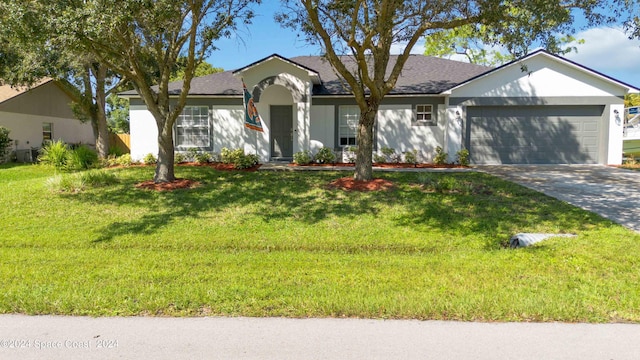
[565,27,640,85]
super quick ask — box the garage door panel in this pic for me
[467,106,603,164]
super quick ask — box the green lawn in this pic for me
[1,163,639,322]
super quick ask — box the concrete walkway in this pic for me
[477,165,640,232]
[1,315,639,359]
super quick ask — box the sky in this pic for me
[210,4,640,88]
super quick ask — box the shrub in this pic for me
[46,169,118,193]
[404,150,418,165]
[433,146,448,165]
[456,148,470,166]
[344,146,357,163]
[314,147,336,164]
[373,153,387,163]
[108,146,125,157]
[79,169,119,187]
[116,154,133,166]
[220,147,260,169]
[38,140,70,169]
[66,145,98,170]
[0,126,12,162]
[194,152,212,164]
[174,152,187,164]
[293,150,312,165]
[143,153,157,165]
[187,148,199,162]
[380,146,401,163]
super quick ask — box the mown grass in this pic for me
[1,163,639,322]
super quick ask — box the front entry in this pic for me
[270,105,293,159]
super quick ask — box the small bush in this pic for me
[373,153,387,163]
[46,169,118,193]
[381,146,399,163]
[456,148,470,166]
[0,126,12,162]
[38,140,70,168]
[195,152,212,164]
[433,146,448,165]
[116,154,133,166]
[314,147,336,164]
[174,152,187,164]
[404,150,418,165]
[108,146,126,157]
[66,145,98,170]
[220,147,260,169]
[143,153,157,165]
[235,153,260,169]
[344,146,357,163]
[187,148,199,162]
[220,147,241,164]
[293,150,312,165]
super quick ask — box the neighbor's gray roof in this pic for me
[121,55,491,97]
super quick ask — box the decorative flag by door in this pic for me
[242,80,264,132]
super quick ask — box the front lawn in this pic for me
[1,163,639,321]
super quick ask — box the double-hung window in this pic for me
[338,105,359,146]
[176,106,210,149]
[42,122,53,142]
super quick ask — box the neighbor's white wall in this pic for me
[376,104,445,162]
[310,105,335,153]
[451,55,626,99]
[130,105,158,161]
[608,104,624,164]
[0,111,94,150]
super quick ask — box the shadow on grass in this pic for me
[64,167,613,246]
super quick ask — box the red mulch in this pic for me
[135,178,201,191]
[180,162,262,172]
[327,177,394,192]
[290,162,466,169]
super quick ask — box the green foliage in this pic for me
[433,146,448,165]
[403,150,418,165]
[106,93,130,134]
[194,152,212,164]
[187,148,199,162]
[379,146,400,163]
[170,59,223,82]
[313,147,336,164]
[456,148,470,166]
[343,146,357,163]
[143,153,157,165]
[220,147,260,169]
[293,150,312,165]
[116,154,133,166]
[174,152,187,164]
[38,140,70,169]
[0,126,12,162]
[66,145,98,170]
[373,153,387,163]
[46,169,119,193]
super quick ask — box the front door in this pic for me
[270,105,293,159]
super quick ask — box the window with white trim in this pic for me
[42,122,53,142]
[414,104,435,126]
[176,106,210,149]
[339,105,359,146]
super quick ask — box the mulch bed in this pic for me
[290,162,466,169]
[180,162,262,172]
[327,177,394,192]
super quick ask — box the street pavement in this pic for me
[1,315,640,359]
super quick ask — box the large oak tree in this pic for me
[279,0,608,181]
[54,0,257,182]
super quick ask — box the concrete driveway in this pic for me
[477,165,640,232]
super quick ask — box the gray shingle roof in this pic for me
[121,54,491,97]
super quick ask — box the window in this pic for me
[414,104,435,126]
[176,106,210,149]
[339,105,359,146]
[42,122,53,142]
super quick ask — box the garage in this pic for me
[466,105,604,164]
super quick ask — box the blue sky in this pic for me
[210,3,640,87]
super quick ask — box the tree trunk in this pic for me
[94,64,110,159]
[154,119,175,183]
[354,107,377,181]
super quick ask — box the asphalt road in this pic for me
[1,315,639,359]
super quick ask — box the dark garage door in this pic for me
[466,105,604,164]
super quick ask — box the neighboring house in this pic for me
[123,50,638,165]
[0,79,95,162]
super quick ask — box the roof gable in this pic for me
[0,78,55,105]
[447,49,639,97]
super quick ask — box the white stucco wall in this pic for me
[310,105,335,153]
[0,111,94,151]
[608,104,624,164]
[376,104,445,162]
[451,54,625,98]
[129,105,158,161]
[211,106,252,156]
